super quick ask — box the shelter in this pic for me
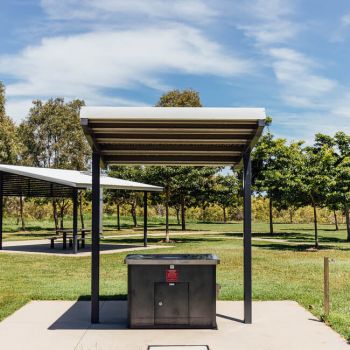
[81,106,266,325]
[0,164,162,253]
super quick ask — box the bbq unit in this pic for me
[125,254,220,329]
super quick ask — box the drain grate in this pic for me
[148,346,209,350]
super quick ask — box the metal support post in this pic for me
[91,152,100,323]
[144,191,148,247]
[243,150,252,324]
[72,188,78,254]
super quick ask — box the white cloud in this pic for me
[341,14,350,27]
[268,48,336,106]
[240,21,298,46]
[245,0,294,20]
[5,99,34,123]
[40,0,218,23]
[237,0,298,46]
[231,0,350,139]
[0,25,252,121]
[234,1,338,109]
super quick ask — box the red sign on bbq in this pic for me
[166,269,179,283]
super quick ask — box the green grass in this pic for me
[3,214,349,243]
[0,219,350,340]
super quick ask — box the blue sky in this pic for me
[0,0,349,142]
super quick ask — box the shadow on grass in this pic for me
[104,222,165,230]
[4,232,55,239]
[222,231,348,244]
[4,226,56,233]
[253,242,350,252]
[286,227,340,232]
[102,236,224,245]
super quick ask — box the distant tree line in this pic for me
[0,81,349,246]
[253,120,350,247]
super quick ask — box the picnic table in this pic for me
[49,228,91,250]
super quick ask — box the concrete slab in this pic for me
[0,300,348,350]
[0,240,173,257]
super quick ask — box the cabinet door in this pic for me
[154,282,189,326]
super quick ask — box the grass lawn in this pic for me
[0,218,349,340]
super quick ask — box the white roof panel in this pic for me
[0,164,162,192]
[80,106,266,121]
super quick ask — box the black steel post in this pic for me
[0,172,3,250]
[91,152,100,323]
[243,150,252,324]
[72,188,78,254]
[144,191,148,247]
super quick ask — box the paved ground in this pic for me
[0,240,173,257]
[0,300,347,350]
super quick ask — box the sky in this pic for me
[0,0,349,143]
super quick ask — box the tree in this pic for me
[0,82,19,164]
[170,167,219,228]
[297,140,336,248]
[0,82,24,228]
[153,88,205,236]
[19,98,89,169]
[145,166,179,242]
[331,132,350,240]
[212,174,240,223]
[156,89,202,107]
[332,157,350,241]
[108,166,145,228]
[18,98,90,230]
[253,129,300,234]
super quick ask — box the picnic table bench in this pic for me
[49,228,91,250]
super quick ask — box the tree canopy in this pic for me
[0,82,19,164]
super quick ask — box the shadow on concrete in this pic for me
[48,300,128,330]
[1,243,148,255]
[49,300,244,330]
[216,313,244,323]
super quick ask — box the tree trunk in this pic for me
[269,197,273,235]
[223,207,227,223]
[313,202,319,249]
[19,196,25,230]
[176,207,180,225]
[60,208,64,229]
[333,210,339,231]
[131,202,137,227]
[165,192,170,242]
[345,203,350,242]
[202,205,206,222]
[52,200,58,232]
[59,200,65,229]
[16,201,20,225]
[289,209,293,224]
[79,191,85,229]
[117,204,121,231]
[181,195,186,231]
